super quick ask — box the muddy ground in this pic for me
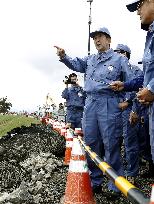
[0,124,153,204]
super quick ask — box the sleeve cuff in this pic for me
[59,54,67,62]
[147,84,154,94]
[123,82,130,91]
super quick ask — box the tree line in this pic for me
[0,97,12,114]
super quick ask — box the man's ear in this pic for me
[107,37,111,44]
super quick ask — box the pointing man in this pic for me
[54,27,133,195]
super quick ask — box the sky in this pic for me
[0,0,147,113]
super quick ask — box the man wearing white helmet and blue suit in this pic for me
[54,27,133,196]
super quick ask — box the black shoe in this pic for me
[92,185,102,194]
[141,171,154,178]
[141,162,154,178]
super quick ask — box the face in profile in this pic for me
[137,0,154,25]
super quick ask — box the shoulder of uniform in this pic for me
[112,51,122,59]
[88,53,95,58]
[86,54,95,62]
[122,55,129,62]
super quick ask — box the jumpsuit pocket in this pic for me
[108,97,121,114]
[84,97,92,111]
[105,65,119,81]
[106,96,123,139]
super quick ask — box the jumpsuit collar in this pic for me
[96,49,114,62]
[71,85,80,91]
[149,21,154,32]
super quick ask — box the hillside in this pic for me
[0,114,40,137]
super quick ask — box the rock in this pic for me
[0,146,6,155]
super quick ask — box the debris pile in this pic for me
[0,125,67,204]
[0,124,152,204]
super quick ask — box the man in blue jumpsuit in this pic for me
[110,0,154,171]
[61,73,85,129]
[114,44,143,184]
[54,27,133,195]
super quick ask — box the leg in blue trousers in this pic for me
[83,96,124,192]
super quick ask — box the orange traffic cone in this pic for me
[63,133,96,204]
[150,184,154,204]
[63,128,74,165]
[74,128,83,136]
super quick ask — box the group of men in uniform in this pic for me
[54,0,154,198]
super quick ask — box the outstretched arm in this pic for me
[110,75,144,92]
[54,45,87,73]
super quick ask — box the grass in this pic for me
[0,114,40,137]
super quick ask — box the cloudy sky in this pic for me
[0,0,146,112]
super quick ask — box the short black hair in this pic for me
[125,52,130,60]
[69,73,77,78]
[104,33,111,39]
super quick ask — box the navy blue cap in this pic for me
[126,0,140,12]
[90,27,111,38]
[126,0,150,30]
[115,44,131,54]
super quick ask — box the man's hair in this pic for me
[69,73,77,78]
[117,50,131,60]
[104,33,111,39]
[125,51,131,60]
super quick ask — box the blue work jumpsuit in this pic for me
[125,22,154,163]
[62,86,85,129]
[60,48,133,192]
[122,65,143,177]
[132,99,151,162]
[142,21,154,162]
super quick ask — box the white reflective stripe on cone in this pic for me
[66,141,73,148]
[71,137,85,155]
[69,160,88,172]
[150,185,154,202]
[66,129,74,138]
[74,128,82,134]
